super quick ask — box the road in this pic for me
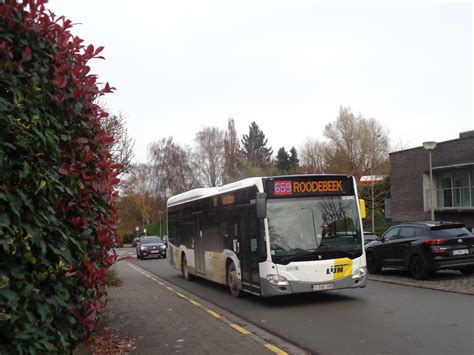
[117,248,474,355]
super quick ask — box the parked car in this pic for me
[131,237,140,247]
[136,236,167,259]
[363,231,379,245]
[365,221,474,279]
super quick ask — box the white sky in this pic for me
[48,0,473,163]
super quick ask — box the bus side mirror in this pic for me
[359,199,367,219]
[256,193,267,219]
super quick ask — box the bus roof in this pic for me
[167,174,355,207]
[167,177,264,207]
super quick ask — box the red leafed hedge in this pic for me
[0,1,120,352]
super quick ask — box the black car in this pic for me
[136,236,167,259]
[365,221,474,279]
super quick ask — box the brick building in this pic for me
[389,131,474,229]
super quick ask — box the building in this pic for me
[390,131,474,229]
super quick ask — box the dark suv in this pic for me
[136,236,167,259]
[365,221,474,279]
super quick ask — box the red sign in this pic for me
[274,180,293,196]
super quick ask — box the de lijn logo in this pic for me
[326,264,350,275]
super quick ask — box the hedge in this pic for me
[0,1,120,353]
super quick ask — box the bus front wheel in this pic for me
[182,254,193,281]
[227,261,242,298]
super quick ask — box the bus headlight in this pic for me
[266,274,289,286]
[352,267,367,279]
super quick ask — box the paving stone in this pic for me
[368,269,474,295]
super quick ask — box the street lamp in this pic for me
[423,141,437,221]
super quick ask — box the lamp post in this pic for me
[423,141,437,221]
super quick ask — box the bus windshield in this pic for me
[267,196,362,260]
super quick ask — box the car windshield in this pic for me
[267,196,362,259]
[141,237,162,244]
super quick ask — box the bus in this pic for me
[167,174,367,297]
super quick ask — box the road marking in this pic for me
[264,343,288,355]
[207,310,221,318]
[176,292,187,299]
[190,300,202,307]
[229,323,250,335]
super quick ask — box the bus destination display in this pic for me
[270,177,353,197]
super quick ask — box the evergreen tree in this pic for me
[276,147,290,173]
[224,117,241,182]
[289,146,300,171]
[240,121,273,168]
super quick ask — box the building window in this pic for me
[435,169,473,208]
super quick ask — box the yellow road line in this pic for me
[229,323,250,335]
[207,310,221,318]
[176,292,187,299]
[264,343,288,355]
[190,300,202,307]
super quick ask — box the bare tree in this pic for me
[324,107,389,177]
[224,117,241,183]
[149,137,199,197]
[194,126,225,187]
[299,138,330,173]
[101,111,135,174]
[121,163,155,226]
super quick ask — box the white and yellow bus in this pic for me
[167,174,367,297]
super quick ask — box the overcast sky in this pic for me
[48,0,473,163]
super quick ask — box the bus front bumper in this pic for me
[259,273,367,297]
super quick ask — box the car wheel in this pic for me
[366,252,381,274]
[409,255,430,280]
[459,266,473,275]
[182,254,193,281]
[227,261,242,298]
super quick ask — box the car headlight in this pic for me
[352,267,367,279]
[140,246,146,250]
[266,274,289,286]
[161,245,166,249]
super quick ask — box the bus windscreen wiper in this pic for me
[311,247,356,258]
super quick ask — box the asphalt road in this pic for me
[118,248,474,355]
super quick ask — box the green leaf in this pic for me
[0,213,10,227]
[35,180,47,195]
[0,289,18,306]
[24,251,37,265]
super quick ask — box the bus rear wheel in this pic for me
[182,254,193,281]
[227,261,241,298]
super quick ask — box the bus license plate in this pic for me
[453,249,469,256]
[312,283,334,291]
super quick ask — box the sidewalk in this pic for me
[95,260,294,354]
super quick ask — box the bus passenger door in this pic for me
[193,212,206,276]
[239,206,261,295]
